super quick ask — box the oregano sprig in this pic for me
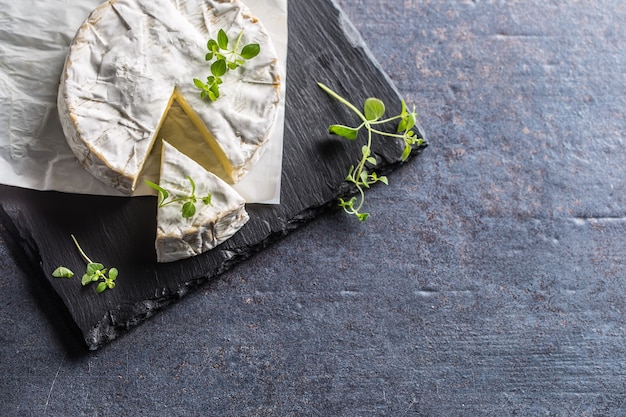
[145,176,212,219]
[193,29,260,101]
[318,82,423,221]
[52,234,118,294]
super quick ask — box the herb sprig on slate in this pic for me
[52,234,118,294]
[318,82,423,221]
[145,176,212,219]
[194,29,260,101]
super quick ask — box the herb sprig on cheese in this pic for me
[194,29,261,101]
[145,176,212,219]
[318,83,423,221]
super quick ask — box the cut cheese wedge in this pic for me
[155,141,249,263]
[58,0,281,195]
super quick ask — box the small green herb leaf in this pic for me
[182,201,196,218]
[145,179,169,205]
[240,43,260,59]
[86,262,104,276]
[81,273,92,286]
[360,170,370,187]
[329,124,359,140]
[364,98,385,121]
[52,266,74,278]
[96,282,108,294]
[217,29,229,50]
[208,81,220,101]
[398,112,416,133]
[401,144,412,161]
[108,268,118,280]
[193,78,205,89]
[211,59,227,77]
[338,197,357,210]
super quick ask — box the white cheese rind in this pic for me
[58,0,281,194]
[156,141,249,263]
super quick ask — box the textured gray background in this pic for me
[2,0,626,415]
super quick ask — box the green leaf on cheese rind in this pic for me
[241,43,260,60]
[182,201,196,218]
[145,179,170,204]
[211,59,227,77]
[217,29,229,50]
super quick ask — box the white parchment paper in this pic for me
[0,0,287,203]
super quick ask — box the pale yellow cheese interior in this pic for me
[144,88,233,185]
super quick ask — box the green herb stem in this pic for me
[233,30,244,57]
[71,234,93,264]
[318,83,367,122]
[368,128,408,139]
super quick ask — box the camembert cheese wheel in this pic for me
[58,0,281,195]
[156,141,249,263]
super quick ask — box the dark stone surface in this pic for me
[2,0,626,415]
[0,0,425,351]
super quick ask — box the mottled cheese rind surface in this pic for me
[156,141,249,263]
[58,0,281,194]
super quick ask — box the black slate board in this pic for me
[0,0,426,350]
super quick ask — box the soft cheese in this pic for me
[58,0,281,194]
[156,141,249,263]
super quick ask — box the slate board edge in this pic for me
[82,139,426,351]
[0,142,426,352]
[0,0,428,352]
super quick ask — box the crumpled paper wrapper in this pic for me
[0,0,287,203]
